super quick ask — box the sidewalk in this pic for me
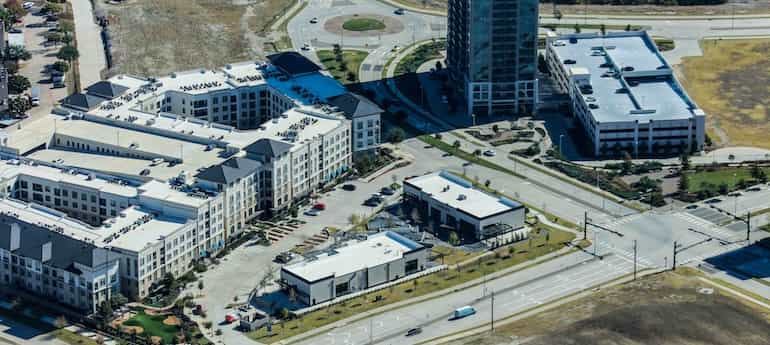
[375,0,445,17]
[276,243,582,344]
[71,0,106,87]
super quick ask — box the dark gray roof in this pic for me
[244,138,292,158]
[85,81,128,100]
[267,52,321,77]
[0,213,97,273]
[327,93,383,119]
[60,93,105,111]
[195,157,262,184]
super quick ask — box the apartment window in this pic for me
[81,194,86,201]
[71,191,78,199]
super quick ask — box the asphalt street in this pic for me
[295,250,637,345]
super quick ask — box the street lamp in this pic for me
[471,113,476,127]
[558,134,565,157]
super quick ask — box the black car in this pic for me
[406,327,422,336]
[381,187,395,196]
[363,198,380,207]
[342,184,356,191]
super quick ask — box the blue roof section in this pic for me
[551,31,696,124]
[383,231,423,251]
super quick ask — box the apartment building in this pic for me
[546,31,705,156]
[0,160,225,301]
[0,199,119,314]
[446,0,539,117]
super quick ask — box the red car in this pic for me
[313,203,326,210]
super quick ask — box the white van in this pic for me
[30,86,40,106]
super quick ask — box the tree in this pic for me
[5,45,31,61]
[346,71,356,82]
[600,24,606,35]
[197,280,204,292]
[257,266,277,294]
[625,24,632,31]
[680,153,691,171]
[4,0,26,19]
[448,231,460,246]
[348,213,361,230]
[387,127,405,144]
[452,140,461,150]
[554,9,563,22]
[99,301,113,320]
[484,179,491,188]
[279,308,290,320]
[8,96,30,117]
[492,124,499,133]
[42,2,62,14]
[56,45,79,64]
[44,31,64,46]
[8,75,30,94]
[718,182,729,195]
[573,23,581,33]
[678,174,690,193]
[473,149,481,156]
[435,60,442,71]
[110,293,129,307]
[54,316,67,329]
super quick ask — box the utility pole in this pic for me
[746,211,751,243]
[633,239,637,280]
[583,211,588,241]
[490,290,495,332]
[672,240,677,271]
[369,318,373,344]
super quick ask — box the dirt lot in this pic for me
[393,0,770,16]
[446,270,770,345]
[678,39,770,149]
[98,0,295,77]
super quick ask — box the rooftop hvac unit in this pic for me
[457,194,467,201]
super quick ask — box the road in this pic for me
[71,0,106,88]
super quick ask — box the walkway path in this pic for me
[71,0,106,87]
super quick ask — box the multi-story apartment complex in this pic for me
[0,53,381,313]
[0,160,224,303]
[446,0,539,117]
[546,31,706,156]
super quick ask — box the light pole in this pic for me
[471,113,476,127]
[558,134,565,157]
[633,239,637,280]
[490,290,495,332]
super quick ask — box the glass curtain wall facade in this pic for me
[447,0,539,117]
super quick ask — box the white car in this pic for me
[309,17,318,24]
[483,149,496,157]
[301,43,311,51]
[23,2,34,10]
[304,209,320,216]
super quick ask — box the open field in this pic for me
[100,0,295,77]
[384,0,770,16]
[446,269,770,345]
[679,39,770,149]
[685,166,770,193]
[247,226,576,343]
[316,49,368,84]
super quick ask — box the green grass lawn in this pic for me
[342,18,386,31]
[247,227,576,343]
[539,23,644,31]
[123,311,180,344]
[394,39,446,75]
[686,167,770,193]
[316,49,368,84]
[54,329,100,345]
[431,245,484,265]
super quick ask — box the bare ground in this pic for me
[99,0,294,77]
[392,0,770,16]
[445,270,770,345]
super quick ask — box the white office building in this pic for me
[546,31,705,157]
[403,171,526,242]
[280,231,429,306]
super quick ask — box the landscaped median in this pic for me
[247,225,579,343]
[316,48,368,84]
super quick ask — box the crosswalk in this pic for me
[674,212,742,241]
[598,213,643,229]
[594,240,655,268]
[678,241,744,266]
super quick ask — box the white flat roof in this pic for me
[405,171,522,219]
[0,160,138,198]
[283,232,423,282]
[103,206,189,252]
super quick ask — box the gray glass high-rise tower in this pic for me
[446,0,539,117]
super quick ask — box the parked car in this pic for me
[30,86,40,106]
[452,306,476,319]
[747,187,762,192]
[394,8,405,15]
[727,192,742,197]
[381,187,395,196]
[405,327,422,336]
[309,17,318,23]
[140,169,151,176]
[194,304,205,315]
[274,252,293,264]
[342,184,356,191]
[8,27,21,34]
[363,198,380,207]
[685,205,698,210]
[22,1,34,10]
[225,314,239,323]
[483,149,496,157]
[301,43,311,50]
[313,202,326,210]
[705,198,722,204]
[304,209,320,216]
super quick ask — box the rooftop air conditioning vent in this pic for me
[563,59,576,65]
[589,103,599,109]
[457,194,467,201]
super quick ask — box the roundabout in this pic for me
[325,14,405,37]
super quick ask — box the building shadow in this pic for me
[704,238,770,280]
